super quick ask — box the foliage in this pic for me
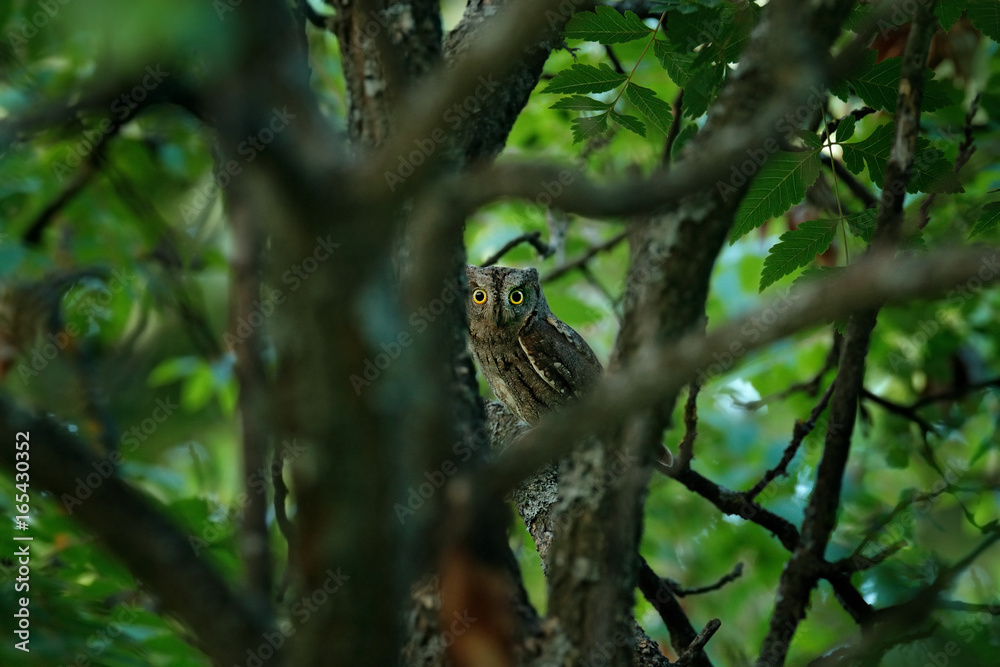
[1,0,1000,665]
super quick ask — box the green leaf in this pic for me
[730,150,822,242]
[845,209,877,243]
[935,0,965,30]
[666,7,721,51]
[551,95,613,111]
[624,84,673,135]
[969,202,1000,238]
[148,356,201,386]
[654,40,696,87]
[844,52,958,113]
[681,62,725,118]
[900,232,926,252]
[910,145,963,194]
[967,0,1000,42]
[718,2,758,62]
[841,123,893,184]
[759,218,838,291]
[828,76,851,104]
[836,115,856,143]
[182,364,215,411]
[564,6,652,44]
[797,130,823,149]
[542,63,627,95]
[842,123,962,194]
[844,4,881,33]
[570,114,610,143]
[613,112,647,137]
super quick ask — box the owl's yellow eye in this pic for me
[473,289,488,304]
[509,290,524,305]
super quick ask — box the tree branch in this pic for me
[637,557,714,667]
[0,397,272,666]
[486,246,1000,498]
[757,5,939,664]
[542,231,628,283]
[745,379,836,502]
[228,185,274,603]
[480,231,553,267]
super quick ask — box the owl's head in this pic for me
[465,265,547,341]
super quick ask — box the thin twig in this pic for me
[829,540,906,573]
[820,106,876,144]
[669,562,744,597]
[273,443,296,602]
[745,379,836,501]
[860,388,938,435]
[918,94,979,230]
[542,230,627,282]
[911,375,1000,409]
[821,155,878,209]
[481,231,553,267]
[937,600,1000,614]
[756,5,938,662]
[674,619,722,667]
[605,45,626,75]
[637,557,714,667]
[661,89,685,169]
[852,487,949,559]
[738,331,841,409]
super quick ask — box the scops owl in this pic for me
[466,265,602,425]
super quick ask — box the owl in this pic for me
[465,265,602,425]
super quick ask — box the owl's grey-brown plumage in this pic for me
[466,265,602,425]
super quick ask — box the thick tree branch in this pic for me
[486,246,999,498]
[0,398,272,666]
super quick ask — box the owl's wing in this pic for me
[517,314,603,400]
